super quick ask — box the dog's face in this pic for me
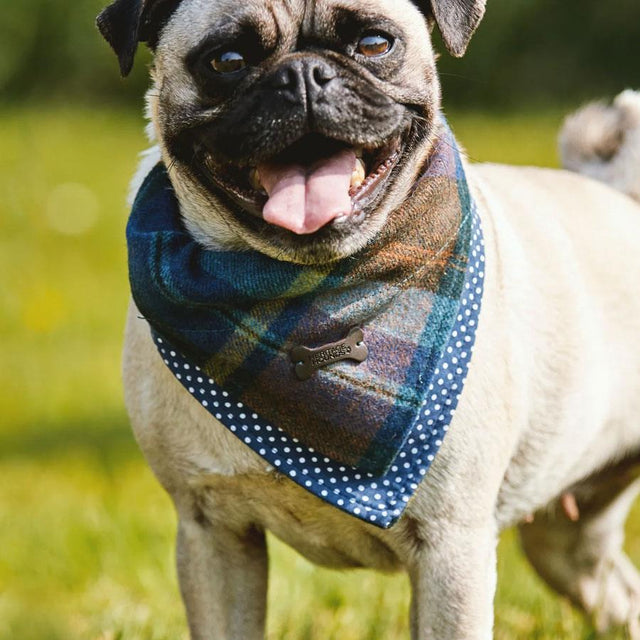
[99,0,485,263]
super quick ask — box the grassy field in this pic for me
[1,105,638,640]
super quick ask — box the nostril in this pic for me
[311,64,335,87]
[272,66,298,90]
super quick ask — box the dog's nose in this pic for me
[270,58,337,104]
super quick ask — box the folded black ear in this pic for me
[97,0,181,76]
[423,0,487,57]
[97,0,145,77]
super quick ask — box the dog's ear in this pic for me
[97,0,181,76]
[419,0,487,57]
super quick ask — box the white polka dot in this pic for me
[148,208,484,528]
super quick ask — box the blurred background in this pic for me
[3,0,640,107]
[1,1,639,639]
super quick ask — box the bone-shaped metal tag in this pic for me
[290,327,369,381]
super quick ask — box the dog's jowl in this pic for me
[98,0,640,637]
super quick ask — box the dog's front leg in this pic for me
[176,509,268,640]
[408,521,498,640]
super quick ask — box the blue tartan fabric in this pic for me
[127,119,478,476]
[151,215,483,529]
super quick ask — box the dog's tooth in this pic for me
[355,147,364,159]
[250,168,262,192]
[351,158,366,190]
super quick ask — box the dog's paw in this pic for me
[519,488,640,638]
[576,550,640,637]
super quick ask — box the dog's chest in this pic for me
[126,129,485,528]
[193,466,404,571]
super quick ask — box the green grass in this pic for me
[1,105,637,639]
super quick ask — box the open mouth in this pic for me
[199,132,405,236]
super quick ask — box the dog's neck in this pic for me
[126,120,485,524]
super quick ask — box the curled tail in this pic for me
[559,89,640,202]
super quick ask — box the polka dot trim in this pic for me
[153,208,485,529]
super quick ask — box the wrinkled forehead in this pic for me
[161,0,425,54]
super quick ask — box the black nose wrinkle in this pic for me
[202,51,406,165]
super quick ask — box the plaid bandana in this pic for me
[127,120,485,525]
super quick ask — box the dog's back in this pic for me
[469,91,640,526]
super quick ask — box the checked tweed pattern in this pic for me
[127,119,480,479]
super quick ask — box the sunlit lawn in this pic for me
[1,104,638,639]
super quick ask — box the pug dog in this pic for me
[97,0,640,637]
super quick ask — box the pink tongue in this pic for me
[258,149,355,235]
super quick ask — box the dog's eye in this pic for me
[210,51,247,75]
[357,33,393,58]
